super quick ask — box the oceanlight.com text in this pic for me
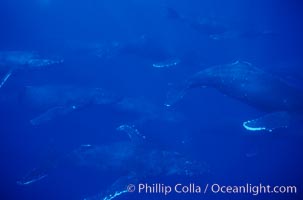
[209,183,297,196]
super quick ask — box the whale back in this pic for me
[189,61,303,112]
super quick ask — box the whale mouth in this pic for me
[243,111,290,132]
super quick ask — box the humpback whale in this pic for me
[17,126,208,200]
[0,51,63,89]
[18,85,181,126]
[20,85,122,125]
[166,7,274,41]
[66,35,176,66]
[165,61,303,132]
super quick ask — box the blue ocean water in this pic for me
[0,0,302,199]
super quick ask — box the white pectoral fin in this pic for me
[116,124,146,144]
[84,173,138,200]
[30,105,77,126]
[0,69,13,89]
[243,111,291,132]
[164,83,187,107]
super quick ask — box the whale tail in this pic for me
[243,111,291,132]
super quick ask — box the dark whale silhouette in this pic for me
[0,51,63,89]
[18,85,181,126]
[65,35,177,66]
[165,61,303,131]
[165,7,275,41]
[19,85,122,125]
[17,125,208,200]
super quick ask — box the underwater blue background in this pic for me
[0,0,303,199]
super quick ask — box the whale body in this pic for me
[166,61,303,131]
[17,125,207,200]
[0,51,63,89]
[19,85,121,125]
